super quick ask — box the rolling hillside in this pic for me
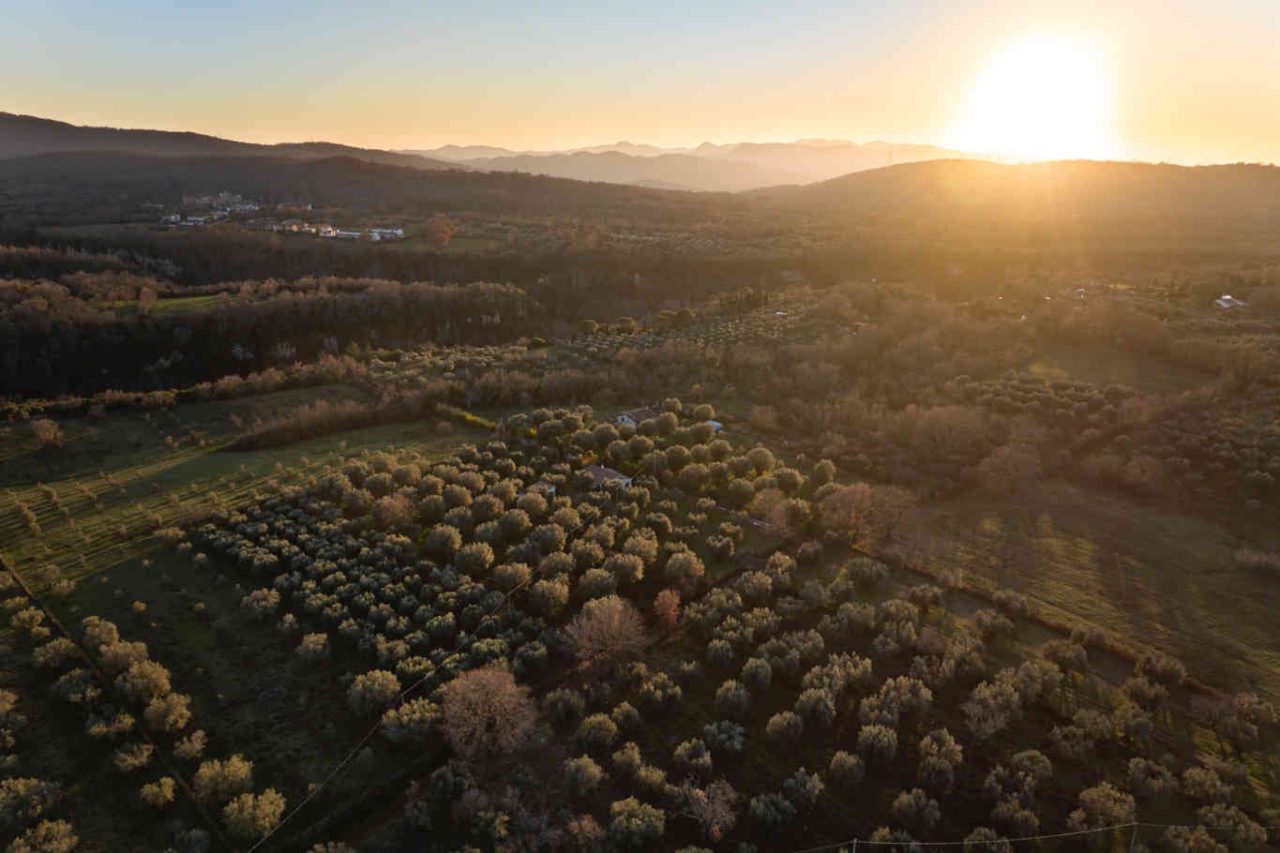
[0,151,746,229]
[753,158,1280,253]
[0,112,464,171]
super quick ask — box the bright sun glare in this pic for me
[947,34,1121,161]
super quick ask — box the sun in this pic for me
[946,34,1121,161]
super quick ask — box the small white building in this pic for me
[582,465,632,489]
[614,406,658,428]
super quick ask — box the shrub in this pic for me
[702,721,745,755]
[564,755,605,797]
[296,633,329,661]
[738,658,773,693]
[892,787,941,830]
[113,742,155,772]
[706,639,736,668]
[32,638,78,670]
[1136,651,1188,688]
[781,768,823,810]
[964,827,1013,853]
[0,778,60,834]
[715,680,751,720]
[193,755,254,804]
[795,688,837,728]
[174,730,208,761]
[577,713,620,753]
[765,711,804,745]
[31,419,65,450]
[611,701,641,732]
[857,724,898,764]
[143,692,192,733]
[371,494,414,530]
[578,568,618,599]
[1194,804,1267,849]
[493,561,532,592]
[829,751,865,789]
[541,551,577,578]
[544,688,587,727]
[673,739,714,779]
[347,670,401,715]
[607,797,665,850]
[1182,767,1231,804]
[10,820,78,852]
[115,660,172,704]
[223,789,286,842]
[917,728,963,792]
[423,525,462,559]
[566,814,604,849]
[455,542,495,577]
[381,698,439,745]
[1127,757,1175,798]
[528,578,570,617]
[664,551,706,592]
[1066,782,1136,830]
[140,777,176,809]
[749,792,795,830]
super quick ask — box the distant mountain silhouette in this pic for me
[0,112,464,171]
[410,139,985,190]
[448,150,806,192]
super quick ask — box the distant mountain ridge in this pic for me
[0,112,464,171]
[408,138,987,191]
[7,148,1278,260]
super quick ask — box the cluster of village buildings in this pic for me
[158,191,404,241]
[251,221,406,241]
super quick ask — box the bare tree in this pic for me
[567,596,647,667]
[439,665,535,761]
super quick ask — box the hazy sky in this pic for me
[4,0,1278,163]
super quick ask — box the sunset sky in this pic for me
[4,0,1278,164]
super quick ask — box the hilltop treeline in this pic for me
[0,276,534,396]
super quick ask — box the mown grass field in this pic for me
[905,480,1280,699]
[0,384,482,593]
[107,294,228,315]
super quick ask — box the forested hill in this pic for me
[0,151,750,229]
[752,159,1280,254]
[0,112,462,170]
[5,147,1280,262]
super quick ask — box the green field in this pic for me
[0,385,481,592]
[906,480,1280,698]
[107,294,228,315]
